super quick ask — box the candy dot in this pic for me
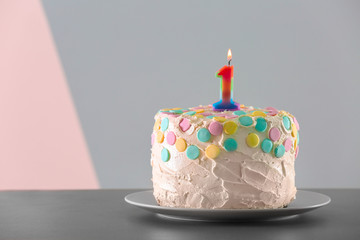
[255,117,267,132]
[195,109,205,113]
[251,111,267,117]
[197,128,211,142]
[161,118,169,131]
[169,110,183,114]
[239,116,253,126]
[291,123,298,138]
[274,145,286,158]
[261,138,273,153]
[293,117,300,131]
[295,146,299,158]
[269,127,281,142]
[246,133,260,148]
[153,119,161,131]
[297,132,300,145]
[224,121,238,135]
[233,110,247,116]
[265,107,278,116]
[283,116,291,130]
[208,121,223,136]
[151,133,155,146]
[166,131,176,145]
[186,145,200,160]
[171,107,182,110]
[223,138,238,152]
[175,138,187,152]
[283,138,293,152]
[205,144,220,159]
[206,116,214,119]
[214,116,227,122]
[156,131,164,143]
[194,114,204,118]
[179,118,191,132]
[161,148,170,162]
[184,111,196,116]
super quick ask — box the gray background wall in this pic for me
[42,0,360,188]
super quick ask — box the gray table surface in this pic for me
[0,189,359,240]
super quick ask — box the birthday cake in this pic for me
[150,105,300,209]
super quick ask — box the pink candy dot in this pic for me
[201,112,212,116]
[269,127,281,141]
[295,146,299,158]
[283,138,293,152]
[265,107,278,116]
[208,121,223,136]
[179,118,191,132]
[293,117,300,131]
[166,131,176,145]
[151,133,155,145]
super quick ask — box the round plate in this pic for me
[125,190,330,222]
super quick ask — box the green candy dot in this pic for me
[170,110,183,114]
[233,110,246,116]
[283,116,291,130]
[223,138,238,152]
[185,111,196,116]
[274,144,286,158]
[161,148,170,162]
[239,116,253,126]
[186,145,200,160]
[255,117,267,132]
[261,138,273,153]
[197,128,211,142]
[160,118,169,131]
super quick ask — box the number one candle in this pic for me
[213,49,240,111]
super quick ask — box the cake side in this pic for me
[151,105,299,209]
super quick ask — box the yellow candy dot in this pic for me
[240,104,245,108]
[214,117,227,123]
[294,138,298,149]
[194,114,204,118]
[153,119,161,131]
[291,123,297,137]
[175,138,187,152]
[205,144,220,159]
[160,108,171,111]
[251,111,267,117]
[223,121,238,135]
[195,109,205,113]
[171,107,182,110]
[246,133,260,148]
[156,131,164,143]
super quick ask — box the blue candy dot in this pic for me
[223,138,238,152]
[161,148,170,162]
[239,116,253,126]
[185,111,196,116]
[206,116,214,119]
[261,138,273,153]
[274,144,286,158]
[160,118,169,131]
[197,128,211,142]
[255,117,267,132]
[283,116,291,130]
[233,110,246,116]
[186,145,200,160]
[297,132,300,145]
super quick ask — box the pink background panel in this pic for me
[0,0,99,189]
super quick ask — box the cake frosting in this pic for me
[151,104,300,209]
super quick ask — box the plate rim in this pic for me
[124,189,331,212]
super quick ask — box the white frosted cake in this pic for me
[151,104,300,209]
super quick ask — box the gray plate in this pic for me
[125,190,331,222]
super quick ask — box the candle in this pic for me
[213,49,239,111]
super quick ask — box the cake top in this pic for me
[153,104,300,161]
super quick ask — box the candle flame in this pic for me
[227,49,232,62]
